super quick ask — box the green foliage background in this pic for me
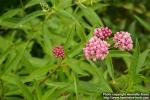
[0,0,150,100]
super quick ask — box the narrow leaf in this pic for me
[109,50,132,57]
[19,10,44,24]
[105,56,114,80]
[0,8,21,19]
[2,74,34,100]
[80,4,103,26]
[136,49,150,73]
[134,15,150,32]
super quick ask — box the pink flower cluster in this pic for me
[52,46,65,58]
[113,31,133,51]
[52,27,133,61]
[94,27,112,40]
[83,36,110,61]
[83,27,133,61]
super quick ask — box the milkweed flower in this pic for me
[94,27,112,40]
[113,31,133,51]
[83,36,110,61]
[52,45,65,58]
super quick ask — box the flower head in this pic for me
[94,27,112,40]
[52,45,65,58]
[113,31,133,51]
[83,36,110,61]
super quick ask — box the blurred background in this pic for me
[1,0,150,50]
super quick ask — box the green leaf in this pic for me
[57,0,72,9]
[56,8,87,43]
[0,8,21,20]
[77,61,101,82]
[2,74,34,100]
[0,37,12,51]
[129,39,140,74]
[134,15,150,32]
[27,57,49,67]
[2,43,28,75]
[75,23,87,43]
[73,74,78,100]
[78,81,104,93]
[105,56,114,80]
[65,59,88,75]
[68,43,84,58]
[42,87,57,100]
[136,49,150,74]
[0,47,10,66]
[19,10,44,24]
[88,60,112,92]
[42,31,53,56]
[80,4,103,26]
[133,85,150,92]
[46,81,71,88]
[57,95,70,100]
[25,0,41,9]
[128,39,140,89]
[128,21,136,37]
[33,80,42,100]
[24,64,55,82]
[78,81,104,94]
[56,9,78,22]
[109,50,132,57]
[0,19,30,29]
[64,24,75,49]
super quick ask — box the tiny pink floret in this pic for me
[113,31,133,51]
[52,46,65,58]
[83,36,110,61]
[94,27,112,40]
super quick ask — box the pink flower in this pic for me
[94,27,112,40]
[83,36,110,61]
[52,45,65,58]
[113,31,133,51]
